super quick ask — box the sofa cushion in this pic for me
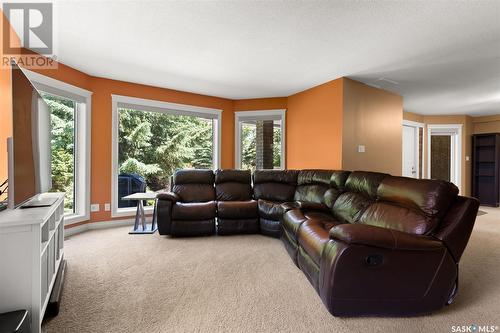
[173,169,215,184]
[298,219,340,264]
[217,200,258,219]
[358,176,460,235]
[253,169,299,184]
[215,169,253,201]
[358,202,431,234]
[297,169,333,185]
[331,170,352,190]
[258,199,289,220]
[344,171,389,199]
[253,170,298,202]
[331,171,388,224]
[172,184,215,203]
[283,209,307,237]
[332,192,372,224]
[377,176,459,219]
[254,183,296,202]
[215,169,251,184]
[294,170,333,203]
[260,218,281,237]
[172,201,216,220]
[283,210,340,240]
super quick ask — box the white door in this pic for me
[402,125,417,178]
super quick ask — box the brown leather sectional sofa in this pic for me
[156,168,479,317]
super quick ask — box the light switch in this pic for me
[358,145,366,153]
[104,203,111,211]
[91,204,100,212]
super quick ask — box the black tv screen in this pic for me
[10,63,52,207]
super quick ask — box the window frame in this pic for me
[234,109,286,170]
[111,94,222,218]
[23,69,92,226]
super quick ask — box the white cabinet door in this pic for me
[403,125,417,178]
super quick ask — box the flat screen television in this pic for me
[7,62,54,208]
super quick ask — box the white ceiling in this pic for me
[45,1,500,115]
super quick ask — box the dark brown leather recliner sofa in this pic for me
[156,168,479,317]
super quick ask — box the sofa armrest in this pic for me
[156,196,175,235]
[329,224,443,251]
[156,191,180,203]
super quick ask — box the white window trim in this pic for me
[427,124,463,192]
[22,69,92,226]
[234,109,286,170]
[402,119,425,179]
[111,94,222,218]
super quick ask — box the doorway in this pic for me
[427,124,462,191]
[402,120,424,178]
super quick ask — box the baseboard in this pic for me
[65,218,135,237]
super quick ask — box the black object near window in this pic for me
[118,174,146,208]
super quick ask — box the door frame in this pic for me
[402,120,424,178]
[427,124,462,191]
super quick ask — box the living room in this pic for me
[0,1,499,332]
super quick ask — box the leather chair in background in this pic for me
[252,170,299,238]
[215,169,259,235]
[157,169,216,236]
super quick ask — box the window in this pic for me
[111,95,221,217]
[41,93,76,214]
[24,69,92,225]
[235,110,285,170]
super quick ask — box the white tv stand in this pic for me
[0,192,65,333]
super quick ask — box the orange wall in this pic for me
[233,97,287,111]
[473,115,500,134]
[286,79,343,169]
[403,111,424,123]
[342,78,403,175]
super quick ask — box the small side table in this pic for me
[121,192,158,234]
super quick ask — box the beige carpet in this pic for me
[42,207,500,333]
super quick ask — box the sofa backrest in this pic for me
[294,170,334,203]
[324,171,352,208]
[331,171,388,223]
[253,170,299,202]
[358,176,459,235]
[172,169,215,203]
[215,169,253,201]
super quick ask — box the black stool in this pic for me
[0,310,29,333]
